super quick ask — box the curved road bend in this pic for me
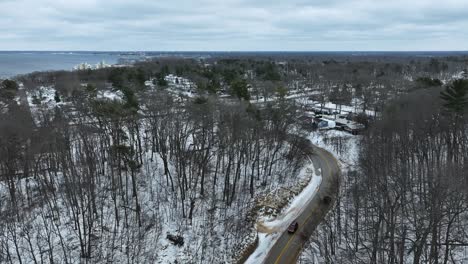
[263,145,340,264]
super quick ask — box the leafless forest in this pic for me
[1,54,468,263]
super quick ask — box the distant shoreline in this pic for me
[2,50,468,79]
[1,50,468,53]
[0,52,138,79]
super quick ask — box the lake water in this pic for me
[0,51,139,78]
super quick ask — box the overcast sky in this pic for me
[0,0,467,51]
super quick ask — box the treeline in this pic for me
[16,55,468,114]
[15,57,285,102]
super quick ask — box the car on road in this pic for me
[287,221,299,233]
[322,195,332,205]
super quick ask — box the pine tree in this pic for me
[440,79,468,113]
[231,79,250,100]
[54,91,61,103]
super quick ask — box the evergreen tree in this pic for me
[54,91,61,103]
[440,79,468,114]
[0,79,19,100]
[231,79,250,100]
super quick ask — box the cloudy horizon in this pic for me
[0,0,467,51]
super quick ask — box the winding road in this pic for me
[262,145,341,264]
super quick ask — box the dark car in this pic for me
[322,195,332,205]
[287,221,299,234]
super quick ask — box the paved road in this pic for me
[262,145,340,264]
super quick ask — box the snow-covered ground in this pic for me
[0,100,305,264]
[97,89,124,101]
[0,101,8,114]
[297,98,377,117]
[26,85,70,124]
[249,91,318,105]
[452,70,467,80]
[148,75,199,100]
[308,130,360,166]
[27,86,59,108]
[165,74,197,91]
[250,92,377,117]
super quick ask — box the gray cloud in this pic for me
[0,0,467,50]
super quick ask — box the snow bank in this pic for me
[245,159,322,264]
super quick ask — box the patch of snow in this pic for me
[97,90,124,101]
[0,101,8,114]
[308,130,360,166]
[452,71,466,80]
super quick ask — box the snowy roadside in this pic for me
[299,129,360,263]
[308,130,360,167]
[244,156,322,264]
